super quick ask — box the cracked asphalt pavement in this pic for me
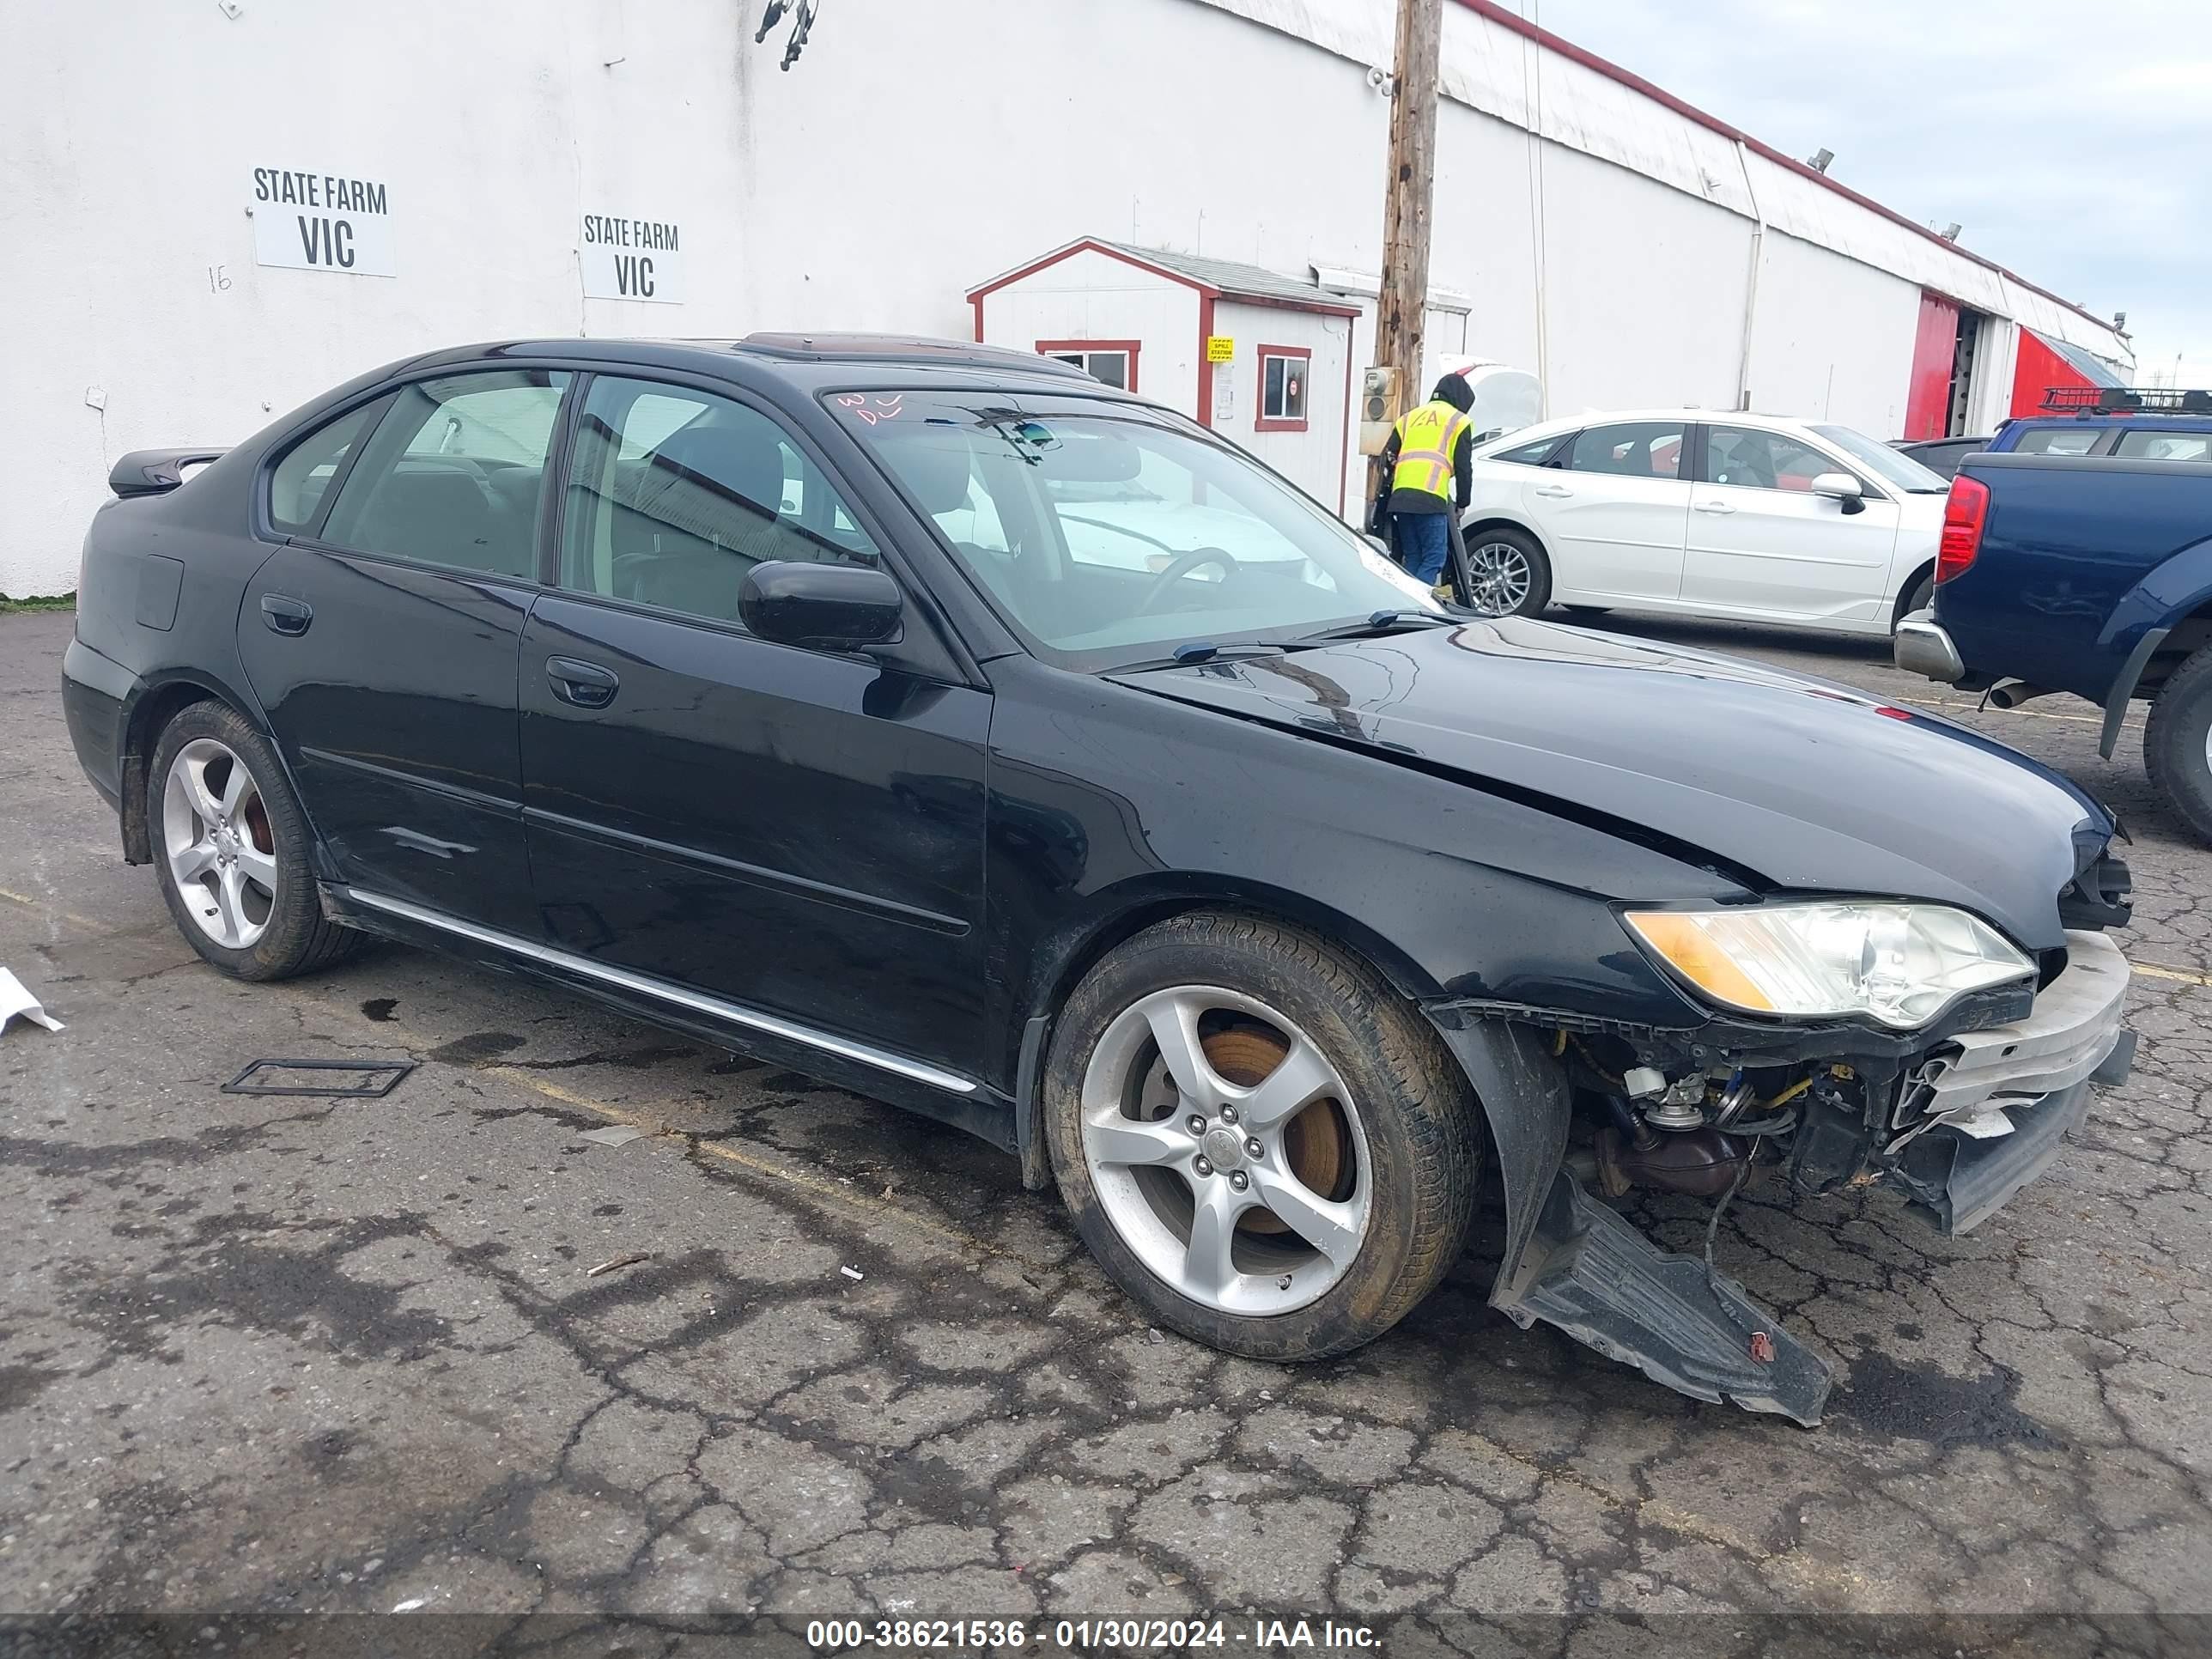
[3,605,2209,1653]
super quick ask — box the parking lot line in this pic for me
[479,1063,1012,1261]
[1916,694,2143,733]
[0,884,105,933]
[2130,959,2212,988]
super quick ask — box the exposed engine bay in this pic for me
[1433,926,2136,1428]
[1554,927,2131,1229]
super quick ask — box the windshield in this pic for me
[831,392,1439,668]
[1810,423,1949,493]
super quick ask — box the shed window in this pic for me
[1037,342,1137,392]
[1255,346,1311,432]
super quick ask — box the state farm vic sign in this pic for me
[579,213,684,305]
[249,167,396,276]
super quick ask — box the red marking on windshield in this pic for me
[836,393,905,425]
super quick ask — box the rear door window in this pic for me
[1563,422,1685,478]
[319,371,570,579]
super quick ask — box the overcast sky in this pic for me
[1522,0,2212,387]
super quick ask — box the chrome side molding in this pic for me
[339,887,979,1097]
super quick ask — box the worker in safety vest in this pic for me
[1370,373,1477,591]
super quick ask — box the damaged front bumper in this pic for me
[1882,928,2134,1234]
[1431,930,2134,1428]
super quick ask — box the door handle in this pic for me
[1533,483,1574,498]
[545,656,619,709]
[1693,500,1737,515]
[259,593,313,635]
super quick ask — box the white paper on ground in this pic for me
[578,1124,644,1147]
[0,967,64,1034]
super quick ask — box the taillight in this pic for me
[1937,474,1989,583]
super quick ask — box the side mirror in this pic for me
[739,560,904,652]
[1810,472,1865,514]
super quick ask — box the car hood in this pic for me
[1109,616,2110,951]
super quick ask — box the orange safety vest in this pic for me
[1390,400,1472,501]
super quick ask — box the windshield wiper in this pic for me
[1103,640,1287,673]
[1290,610,1456,643]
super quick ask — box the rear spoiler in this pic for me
[108,447,228,498]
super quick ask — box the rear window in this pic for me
[2113,430,2212,463]
[266,397,391,536]
[2012,427,2102,456]
[1490,433,1563,465]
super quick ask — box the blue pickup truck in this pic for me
[1896,390,2212,841]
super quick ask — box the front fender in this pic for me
[1426,1006,1832,1425]
[2097,535,2212,678]
[1422,1012,1571,1290]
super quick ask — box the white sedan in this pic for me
[1455,410,1952,633]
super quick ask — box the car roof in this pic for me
[391,333,1102,397]
[1480,407,1842,448]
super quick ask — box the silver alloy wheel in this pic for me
[161,737,278,950]
[1464,539,1533,616]
[1079,985,1372,1316]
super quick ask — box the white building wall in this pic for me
[1747,232,1923,433]
[0,0,2131,596]
[1495,143,1753,416]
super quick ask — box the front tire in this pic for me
[2145,644,2212,845]
[1044,913,1483,1359]
[149,701,362,981]
[1460,526,1552,618]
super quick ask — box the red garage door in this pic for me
[1904,292,1959,440]
[2010,327,2111,417]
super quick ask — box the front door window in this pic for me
[559,377,877,625]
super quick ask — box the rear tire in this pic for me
[2144,644,2212,846]
[1895,572,1936,630]
[149,701,362,981]
[1460,526,1552,618]
[1044,913,1483,1360]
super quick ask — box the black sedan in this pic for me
[1891,434,1995,478]
[63,336,2136,1424]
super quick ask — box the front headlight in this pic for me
[1623,902,2034,1030]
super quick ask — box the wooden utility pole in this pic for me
[1367,0,1444,512]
